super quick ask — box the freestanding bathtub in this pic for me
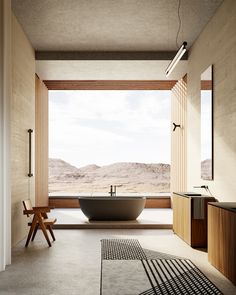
[79,197,146,220]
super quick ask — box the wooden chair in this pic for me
[23,199,57,247]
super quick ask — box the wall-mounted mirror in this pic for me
[201,65,213,180]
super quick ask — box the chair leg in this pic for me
[48,226,56,241]
[25,215,37,247]
[31,223,39,241]
[37,214,52,247]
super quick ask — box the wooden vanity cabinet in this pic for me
[208,203,236,285]
[173,193,215,247]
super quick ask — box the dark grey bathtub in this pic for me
[79,197,146,220]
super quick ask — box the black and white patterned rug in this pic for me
[100,239,223,295]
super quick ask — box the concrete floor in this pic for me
[0,229,235,295]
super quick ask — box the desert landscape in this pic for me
[201,159,212,180]
[49,158,170,194]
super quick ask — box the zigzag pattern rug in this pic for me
[100,239,223,295]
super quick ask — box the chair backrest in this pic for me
[22,199,33,217]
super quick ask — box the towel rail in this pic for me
[28,129,33,177]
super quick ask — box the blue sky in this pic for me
[49,90,171,168]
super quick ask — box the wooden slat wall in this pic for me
[35,75,48,206]
[170,78,187,195]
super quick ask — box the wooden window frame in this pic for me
[43,80,177,90]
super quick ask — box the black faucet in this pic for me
[193,185,214,197]
[109,185,113,196]
[194,185,209,190]
[109,185,116,197]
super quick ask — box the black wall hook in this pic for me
[173,122,181,131]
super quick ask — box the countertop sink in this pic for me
[174,192,214,199]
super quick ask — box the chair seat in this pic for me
[28,218,57,226]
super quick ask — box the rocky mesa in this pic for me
[49,158,170,193]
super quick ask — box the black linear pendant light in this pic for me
[165,0,187,77]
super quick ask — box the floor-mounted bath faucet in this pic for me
[109,185,116,197]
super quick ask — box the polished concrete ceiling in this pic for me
[12,0,223,52]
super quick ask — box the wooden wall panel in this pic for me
[35,75,48,206]
[171,78,187,196]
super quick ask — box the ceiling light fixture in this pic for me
[165,0,187,77]
[165,41,187,77]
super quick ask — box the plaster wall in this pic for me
[187,0,236,201]
[11,13,35,246]
[0,0,12,270]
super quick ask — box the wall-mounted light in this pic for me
[165,41,187,77]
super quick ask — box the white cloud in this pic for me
[49,90,171,167]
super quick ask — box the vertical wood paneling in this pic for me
[171,78,187,195]
[35,75,48,206]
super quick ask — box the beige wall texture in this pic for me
[35,75,48,206]
[11,13,35,246]
[187,0,236,201]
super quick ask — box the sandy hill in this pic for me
[49,158,170,193]
[78,164,100,173]
[49,158,79,177]
[201,159,212,180]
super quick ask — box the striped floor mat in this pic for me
[100,239,223,295]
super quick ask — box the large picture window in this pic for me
[49,90,171,195]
